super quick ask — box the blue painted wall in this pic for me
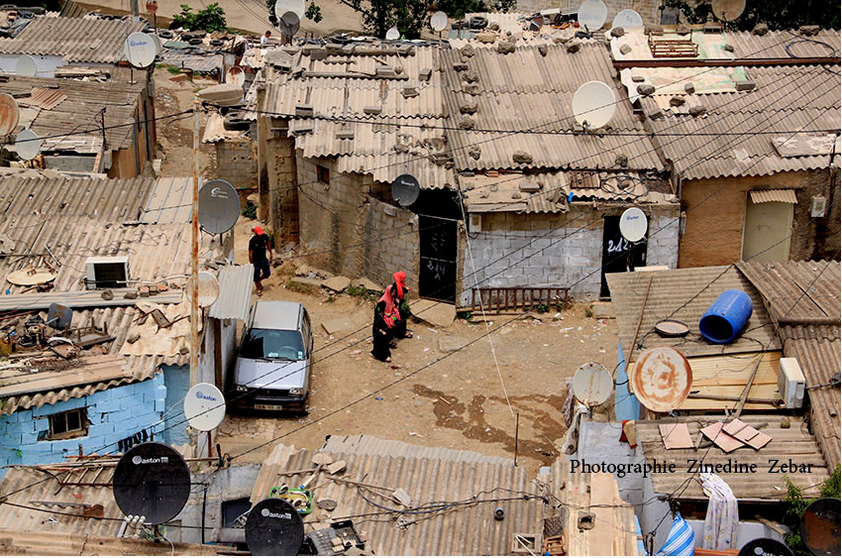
[0,373,167,476]
[614,340,641,421]
[162,364,191,447]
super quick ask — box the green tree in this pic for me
[171,3,228,32]
[664,0,840,31]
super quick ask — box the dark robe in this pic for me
[371,308,392,361]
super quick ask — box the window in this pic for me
[316,164,330,184]
[239,328,305,361]
[48,408,87,440]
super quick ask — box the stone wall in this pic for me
[215,138,257,189]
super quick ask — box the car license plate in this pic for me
[254,404,284,411]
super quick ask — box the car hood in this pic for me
[235,358,307,389]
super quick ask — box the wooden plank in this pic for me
[687,352,781,386]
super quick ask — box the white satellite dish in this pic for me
[577,0,608,32]
[619,207,648,242]
[149,33,163,55]
[385,27,400,41]
[430,11,448,32]
[184,383,226,431]
[274,0,305,20]
[711,0,747,22]
[572,363,613,406]
[196,271,220,308]
[125,32,157,68]
[612,9,643,29]
[16,55,37,77]
[571,81,616,129]
[15,129,42,160]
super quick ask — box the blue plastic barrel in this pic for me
[699,289,753,344]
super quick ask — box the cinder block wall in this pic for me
[216,138,257,189]
[0,374,166,474]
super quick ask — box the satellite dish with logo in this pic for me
[196,270,220,307]
[386,27,400,40]
[279,11,301,37]
[125,32,157,68]
[631,346,692,413]
[430,11,448,32]
[571,81,616,129]
[184,382,226,431]
[391,173,420,207]
[226,66,245,88]
[14,129,42,161]
[711,0,747,22]
[198,179,239,234]
[0,93,20,136]
[800,498,841,556]
[612,9,643,29]
[577,0,608,32]
[274,0,305,20]
[619,207,648,243]
[113,442,191,525]
[572,363,613,407]
[246,498,305,556]
[16,54,37,77]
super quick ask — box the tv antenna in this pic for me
[184,382,226,431]
[198,179,239,234]
[15,54,37,77]
[571,81,616,129]
[14,129,42,161]
[246,498,305,555]
[612,9,643,29]
[572,363,613,408]
[577,0,608,33]
[711,0,747,22]
[0,93,20,137]
[391,174,420,207]
[619,207,648,243]
[631,346,693,413]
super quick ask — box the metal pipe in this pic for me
[190,102,200,401]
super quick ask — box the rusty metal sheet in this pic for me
[0,93,20,136]
[631,346,693,413]
[24,87,68,110]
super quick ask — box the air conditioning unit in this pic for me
[778,357,806,409]
[85,256,130,289]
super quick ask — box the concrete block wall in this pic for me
[216,138,257,189]
[363,197,420,293]
[645,206,681,269]
[0,374,166,475]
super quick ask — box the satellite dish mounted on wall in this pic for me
[391,174,420,207]
[184,382,226,431]
[274,0,305,20]
[572,363,613,407]
[612,9,643,29]
[619,207,648,243]
[14,129,42,161]
[577,0,608,33]
[0,93,21,136]
[125,32,157,68]
[198,179,239,234]
[246,498,305,556]
[16,54,37,77]
[571,81,616,129]
[113,442,191,525]
[430,11,448,32]
[279,11,301,38]
[385,27,400,40]
[711,0,747,22]
[631,346,693,413]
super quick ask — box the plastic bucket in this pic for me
[699,289,753,344]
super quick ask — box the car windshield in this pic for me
[240,328,305,361]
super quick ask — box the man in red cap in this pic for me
[248,225,272,296]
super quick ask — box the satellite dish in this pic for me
[226,66,245,88]
[711,0,747,22]
[274,0,305,20]
[0,93,20,136]
[391,174,420,207]
[431,11,448,32]
[16,54,37,77]
[125,32,157,68]
[386,27,400,41]
[15,129,42,161]
[654,319,690,338]
[800,498,841,556]
[196,270,220,308]
[46,303,73,330]
[246,498,305,556]
[577,0,608,32]
[619,207,648,243]
[631,346,693,413]
[198,179,240,234]
[572,363,613,406]
[279,11,301,37]
[738,539,793,556]
[571,81,616,129]
[612,9,643,29]
[196,83,244,107]
[184,382,226,431]
[113,442,191,525]
[149,33,163,55]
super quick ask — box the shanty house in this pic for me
[0,173,247,471]
[612,27,841,267]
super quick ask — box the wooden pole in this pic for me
[190,100,201,454]
[514,412,519,467]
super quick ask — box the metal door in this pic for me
[419,216,457,302]
[742,199,793,261]
[601,216,647,298]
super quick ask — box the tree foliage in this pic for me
[171,3,228,32]
[664,0,840,31]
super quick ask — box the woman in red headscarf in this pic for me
[387,271,413,340]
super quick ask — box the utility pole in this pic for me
[131,0,139,21]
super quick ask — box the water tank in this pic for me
[699,289,753,343]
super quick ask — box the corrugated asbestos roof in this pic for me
[725,29,841,60]
[749,188,798,204]
[0,15,145,63]
[2,74,146,151]
[209,264,254,321]
[440,41,663,172]
[0,530,226,556]
[606,265,780,359]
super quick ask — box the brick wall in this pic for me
[215,138,257,189]
[0,374,166,473]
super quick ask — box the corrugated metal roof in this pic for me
[21,87,68,110]
[749,188,798,204]
[606,265,780,359]
[725,29,841,60]
[320,434,512,463]
[209,264,253,320]
[0,530,226,556]
[0,15,145,63]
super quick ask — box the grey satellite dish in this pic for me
[15,129,42,161]
[571,81,616,129]
[149,33,163,55]
[612,9,643,29]
[274,0,305,20]
[280,11,300,37]
[46,303,73,330]
[197,83,244,107]
[391,174,420,207]
[0,93,20,136]
[619,207,648,242]
[246,498,305,556]
[711,0,747,22]
[125,32,157,68]
[196,271,220,308]
[386,27,400,41]
[577,0,608,32]
[198,179,240,234]
[572,363,613,406]
[16,54,37,77]
[430,11,448,32]
[113,442,191,525]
